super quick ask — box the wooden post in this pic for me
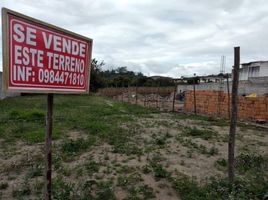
[226,74,231,119]
[193,74,197,114]
[228,46,240,186]
[172,85,176,112]
[128,85,130,103]
[144,95,146,107]
[157,84,160,108]
[135,85,138,105]
[45,94,53,200]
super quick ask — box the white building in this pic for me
[239,61,268,80]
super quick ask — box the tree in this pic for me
[90,58,105,92]
[89,58,176,91]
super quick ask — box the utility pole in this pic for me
[228,46,240,187]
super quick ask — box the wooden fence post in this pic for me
[226,74,231,119]
[45,94,53,200]
[135,85,138,105]
[128,85,130,103]
[172,85,176,112]
[193,74,197,114]
[228,46,240,186]
[144,94,146,107]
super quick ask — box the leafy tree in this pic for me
[89,58,176,91]
[90,58,105,91]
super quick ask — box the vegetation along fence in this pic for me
[98,86,184,112]
[98,87,175,96]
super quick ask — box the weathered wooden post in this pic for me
[121,89,124,102]
[193,73,197,114]
[157,83,160,108]
[144,94,146,107]
[45,94,53,200]
[135,85,138,105]
[226,74,231,119]
[172,85,176,112]
[228,46,240,186]
[127,83,130,103]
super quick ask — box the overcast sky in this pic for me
[0,0,268,77]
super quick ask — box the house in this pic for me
[176,61,268,96]
[239,61,268,80]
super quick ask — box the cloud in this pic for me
[0,0,268,77]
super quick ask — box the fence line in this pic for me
[109,89,184,112]
[98,87,176,96]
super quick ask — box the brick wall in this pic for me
[184,90,268,121]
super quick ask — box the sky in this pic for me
[0,0,268,77]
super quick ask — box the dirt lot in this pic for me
[0,95,267,199]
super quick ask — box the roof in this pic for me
[241,61,268,66]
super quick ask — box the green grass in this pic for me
[52,177,117,200]
[1,94,267,200]
[170,172,268,200]
[60,137,96,157]
[175,114,228,127]
[176,137,219,156]
[0,94,156,146]
[235,153,266,174]
[183,126,218,140]
[151,163,170,181]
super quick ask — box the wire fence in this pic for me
[112,91,184,112]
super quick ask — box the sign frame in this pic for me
[2,7,93,94]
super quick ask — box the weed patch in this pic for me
[235,153,266,173]
[60,136,96,158]
[82,179,116,200]
[170,175,268,200]
[0,182,8,190]
[183,126,218,140]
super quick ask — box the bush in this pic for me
[235,153,265,173]
[52,177,76,200]
[151,163,170,181]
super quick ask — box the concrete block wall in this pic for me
[177,76,268,96]
[184,90,268,121]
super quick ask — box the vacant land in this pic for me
[0,94,267,200]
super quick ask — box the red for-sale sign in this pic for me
[2,8,92,93]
